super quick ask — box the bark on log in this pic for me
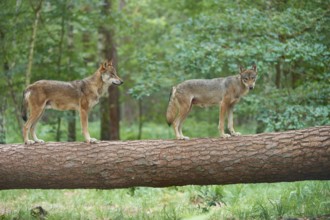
[0,126,329,190]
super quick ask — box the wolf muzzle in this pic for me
[113,80,124,86]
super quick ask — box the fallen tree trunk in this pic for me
[0,126,329,189]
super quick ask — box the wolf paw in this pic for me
[177,136,190,140]
[221,133,231,138]
[25,140,35,145]
[34,139,45,144]
[230,131,241,136]
[88,138,98,144]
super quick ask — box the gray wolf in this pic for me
[166,65,258,139]
[22,60,123,144]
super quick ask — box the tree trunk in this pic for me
[0,60,8,144]
[54,1,67,142]
[0,126,329,190]
[275,59,281,89]
[100,97,110,140]
[99,0,120,140]
[0,97,6,144]
[109,84,120,140]
[98,0,110,140]
[4,62,24,134]
[55,117,61,141]
[67,3,76,142]
[67,111,76,142]
[137,99,143,139]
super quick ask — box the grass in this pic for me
[0,182,329,219]
[186,182,330,220]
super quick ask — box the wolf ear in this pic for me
[252,64,257,72]
[239,66,245,74]
[100,61,107,71]
[108,59,113,66]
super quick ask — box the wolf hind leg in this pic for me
[24,103,45,145]
[173,97,192,140]
[30,106,46,143]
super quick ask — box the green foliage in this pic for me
[260,105,329,132]
[1,0,329,141]
[253,78,330,132]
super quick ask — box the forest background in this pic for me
[0,0,329,219]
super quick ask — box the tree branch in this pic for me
[25,0,43,87]
[0,126,329,189]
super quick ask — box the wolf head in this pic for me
[239,64,258,90]
[100,60,124,86]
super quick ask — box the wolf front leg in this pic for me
[219,101,231,138]
[227,105,241,136]
[79,108,97,144]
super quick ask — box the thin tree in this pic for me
[67,2,76,142]
[54,1,67,141]
[25,0,43,87]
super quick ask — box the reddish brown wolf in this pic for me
[166,65,258,139]
[22,60,123,144]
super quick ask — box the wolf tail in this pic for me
[166,87,177,126]
[21,90,28,122]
